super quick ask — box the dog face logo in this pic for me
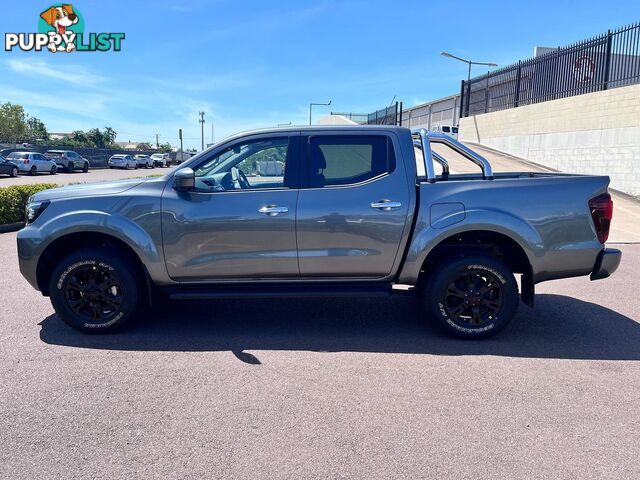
[4,4,125,53]
[40,4,78,35]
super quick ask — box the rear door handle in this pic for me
[370,200,402,211]
[259,205,289,216]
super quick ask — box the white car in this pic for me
[133,154,154,169]
[151,153,170,167]
[108,154,137,169]
[5,151,58,175]
[434,125,459,139]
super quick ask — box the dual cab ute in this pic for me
[17,126,621,338]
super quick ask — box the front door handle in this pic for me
[259,205,289,217]
[370,200,402,211]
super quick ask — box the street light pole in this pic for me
[440,51,497,81]
[309,100,332,125]
[198,111,205,151]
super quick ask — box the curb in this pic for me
[0,222,25,234]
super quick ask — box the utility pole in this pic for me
[178,129,183,160]
[198,111,205,151]
[155,133,160,148]
[211,120,214,145]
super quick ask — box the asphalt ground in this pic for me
[0,227,638,479]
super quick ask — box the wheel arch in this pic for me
[417,229,535,307]
[36,230,153,297]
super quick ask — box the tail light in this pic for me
[24,158,30,164]
[589,193,613,243]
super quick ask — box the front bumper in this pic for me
[590,248,622,280]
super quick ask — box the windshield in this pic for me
[7,153,28,159]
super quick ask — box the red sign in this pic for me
[573,56,596,83]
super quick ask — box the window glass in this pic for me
[452,127,459,133]
[309,136,394,187]
[193,137,289,192]
[8,153,28,159]
[441,126,451,133]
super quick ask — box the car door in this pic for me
[296,132,411,278]
[32,154,47,172]
[161,133,302,281]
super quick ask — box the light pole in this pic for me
[309,100,331,125]
[198,111,205,151]
[440,51,497,82]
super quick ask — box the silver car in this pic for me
[44,150,90,173]
[133,154,154,169]
[6,151,57,175]
[108,154,137,169]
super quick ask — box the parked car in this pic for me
[133,154,154,169]
[6,151,57,175]
[108,154,137,169]
[17,126,621,337]
[151,153,170,167]
[0,154,19,178]
[434,125,458,139]
[44,150,90,173]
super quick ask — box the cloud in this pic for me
[5,58,106,86]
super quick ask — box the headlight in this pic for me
[25,200,50,224]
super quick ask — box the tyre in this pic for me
[50,165,57,175]
[82,163,89,173]
[67,162,74,173]
[29,166,37,176]
[422,255,519,339]
[10,167,18,177]
[49,247,142,333]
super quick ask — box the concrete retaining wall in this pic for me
[459,84,640,196]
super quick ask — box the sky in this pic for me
[0,0,638,149]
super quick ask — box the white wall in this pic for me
[459,84,640,196]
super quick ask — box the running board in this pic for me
[164,282,415,300]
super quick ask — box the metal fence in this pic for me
[461,22,640,117]
[332,101,403,126]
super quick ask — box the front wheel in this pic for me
[50,165,57,175]
[82,163,89,173]
[49,248,142,333]
[29,166,37,176]
[10,167,18,177]
[422,255,519,339]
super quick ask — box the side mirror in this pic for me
[174,168,195,191]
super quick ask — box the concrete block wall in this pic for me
[459,84,640,196]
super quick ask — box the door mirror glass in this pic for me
[174,168,195,191]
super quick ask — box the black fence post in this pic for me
[603,29,613,90]
[514,60,522,107]
[398,101,403,126]
[459,80,465,119]
[484,72,490,113]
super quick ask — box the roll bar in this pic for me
[411,128,494,182]
[413,140,449,179]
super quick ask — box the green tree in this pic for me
[103,127,117,146]
[0,102,27,144]
[157,142,173,153]
[25,116,49,143]
[136,142,153,151]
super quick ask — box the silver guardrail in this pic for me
[411,128,494,182]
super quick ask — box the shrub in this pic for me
[0,184,58,225]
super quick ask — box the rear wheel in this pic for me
[67,162,74,173]
[422,255,519,339]
[82,163,89,173]
[29,166,37,176]
[49,247,142,333]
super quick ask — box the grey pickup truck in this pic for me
[17,126,621,338]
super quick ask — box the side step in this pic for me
[163,282,414,300]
